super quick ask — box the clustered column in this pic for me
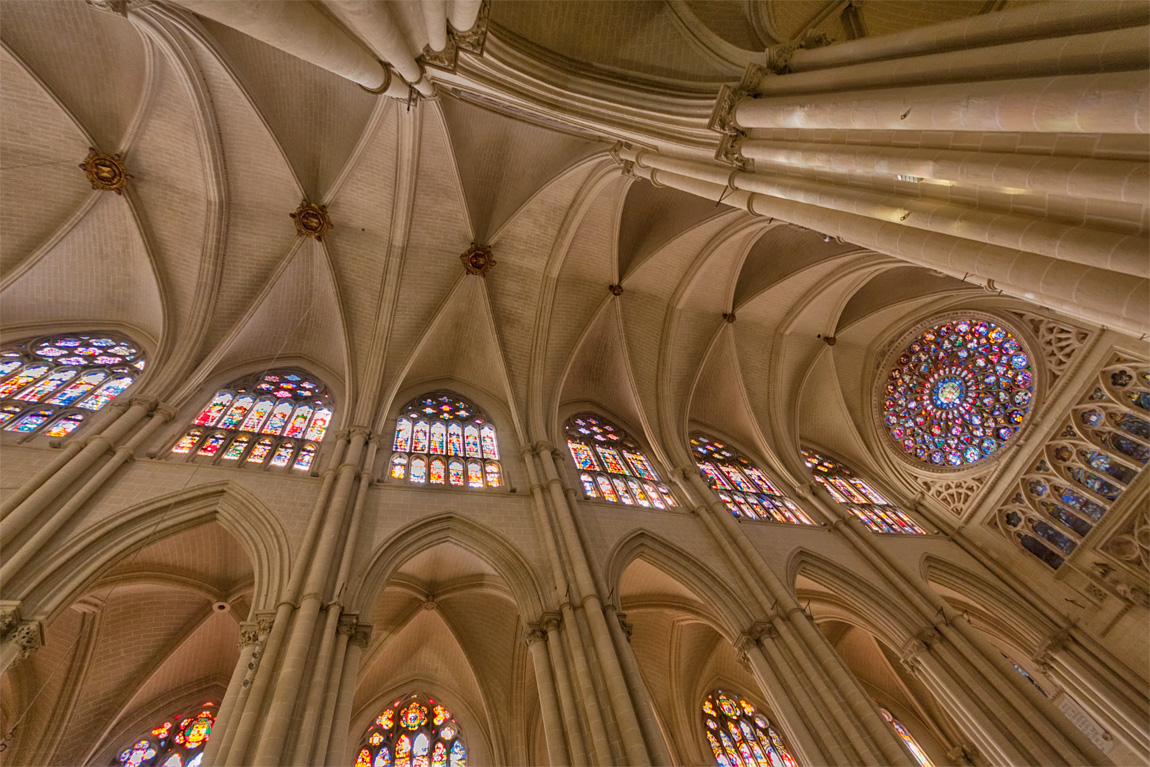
[674,469,913,767]
[800,480,1112,765]
[206,428,377,767]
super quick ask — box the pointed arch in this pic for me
[921,556,1051,652]
[11,481,290,621]
[790,550,922,650]
[606,530,756,642]
[349,514,546,619]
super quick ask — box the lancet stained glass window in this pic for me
[355,694,466,767]
[878,707,934,766]
[565,413,676,508]
[691,433,814,524]
[802,449,927,534]
[882,317,1034,468]
[999,355,1148,569]
[0,332,144,438]
[391,392,501,490]
[116,701,216,767]
[171,369,332,473]
[701,689,798,767]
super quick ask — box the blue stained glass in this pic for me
[1079,450,1137,484]
[1020,534,1065,569]
[1034,521,1076,554]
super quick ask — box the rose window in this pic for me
[881,318,1034,468]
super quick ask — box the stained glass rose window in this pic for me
[881,318,1034,468]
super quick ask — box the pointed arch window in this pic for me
[998,355,1149,569]
[701,689,798,767]
[564,413,677,508]
[802,449,927,534]
[0,332,144,439]
[355,694,466,767]
[691,433,814,524]
[878,707,934,766]
[390,392,501,489]
[170,369,332,473]
[116,701,216,767]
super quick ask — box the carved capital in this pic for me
[523,626,548,646]
[749,620,778,643]
[338,613,359,637]
[350,624,373,650]
[0,603,21,640]
[946,743,978,766]
[540,612,563,633]
[899,631,938,672]
[238,623,261,649]
[6,621,44,663]
[255,613,276,636]
[616,612,633,641]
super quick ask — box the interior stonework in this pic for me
[1,1,1147,766]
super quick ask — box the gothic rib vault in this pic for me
[0,1,1147,766]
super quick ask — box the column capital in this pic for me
[129,395,160,411]
[255,611,276,636]
[0,602,22,638]
[238,622,262,648]
[152,401,180,421]
[899,628,940,672]
[350,624,373,649]
[540,611,563,632]
[615,611,633,641]
[4,620,44,666]
[946,743,979,766]
[523,625,548,646]
[337,613,359,637]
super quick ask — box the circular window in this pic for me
[879,315,1037,470]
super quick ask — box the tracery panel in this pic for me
[355,694,466,767]
[390,392,501,490]
[691,433,813,524]
[565,413,676,508]
[701,689,798,767]
[115,701,216,767]
[170,370,332,473]
[0,332,144,438]
[997,354,1149,569]
[801,449,927,534]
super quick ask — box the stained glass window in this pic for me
[881,318,1034,468]
[691,433,814,525]
[1000,355,1148,570]
[0,332,144,439]
[879,707,933,766]
[391,391,501,490]
[356,695,465,767]
[565,413,676,507]
[171,369,331,473]
[701,689,798,767]
[116,702,216,767]
[801,449,926,534]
